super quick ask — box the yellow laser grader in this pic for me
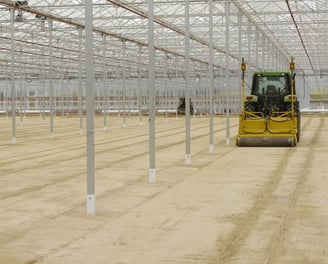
[236,57,300,147]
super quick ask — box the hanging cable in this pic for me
[285,0,315,72]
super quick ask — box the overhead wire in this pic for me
[285,0,315,73]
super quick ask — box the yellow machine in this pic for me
[236,58,300,147]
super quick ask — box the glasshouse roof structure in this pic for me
[0,0,327,107]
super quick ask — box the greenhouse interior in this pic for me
[1,1,328,263]
[1,0,327,118]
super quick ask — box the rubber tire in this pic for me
[296,112,301,143]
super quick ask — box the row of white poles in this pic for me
[5,0,292,214]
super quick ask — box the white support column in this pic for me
[238,10,242,112]
[23,66,29,113]
[175,55,179,119]
[270,43,274,70]
[208,0,214,153]
[85,0,96,214]
[10,8,16,144]
[272,46,275,70]
[148,0,156,183]
[275,47,279,70]
[262,36,265,71]
[60,53,65,118]
[19,46,24,125]
[185,0,191,164]
[164,52,169,121]
[102,34,109,130]
[122,40,127,128]
[41,48,46,119]
[255,30,259,70]
[48,19,54,139]
[225,0,230,146]
[78,28,83,135]
[247,22,251,78]
[137,44,143,125]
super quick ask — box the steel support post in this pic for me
[148,0,156,183]
[61,53,65,118]
[5,69,9,116]
[262,36,265,71]
[78,28,83,135]
[138,44,143,125]
[225,0,230,146]
[23,60,28,113]
[19,46,24,124]
[275,47,278,70]
[122,40,127,128]
[255,30,259,70]
[48,20,54,138]
[247,22,251,74]
[10,8,16,144]
[269,42,272,70]
[102,34,109,130]
[175,55,178,119]
[238,11,242,112]
[85,0,96,214]
[208,0,214,153]
[41,49,46,119]
[185,0,191,164]
[165,53,169,120]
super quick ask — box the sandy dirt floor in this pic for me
[0,113,328,264]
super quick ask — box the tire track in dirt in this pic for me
[215,115,313,263]
[216,149,293,263]
[264,116,323,264]
[1,116,312,263]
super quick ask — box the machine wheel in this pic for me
[292,137,297,147]
[236,137,240,146]
[296,113,301,143]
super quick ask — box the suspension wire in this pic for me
[285,0,315,72]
